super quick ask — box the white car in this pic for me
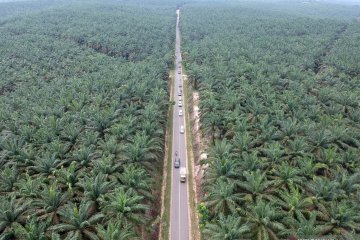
[179,109,183,116]
[178,101,182,107]
[178,96,182,101]
[180,125,184,133]
[178,91,182,96]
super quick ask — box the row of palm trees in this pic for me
[0,1,176,239]
[181,3,360,239]
[0,74,168,239]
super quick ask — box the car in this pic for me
[178,101,182,107]
[180,125,184,133]
[174,157,180,168]
[179,109,183,116]
[179,83,182,87]
[178,91,182,96]
[178,70,181,74]
[179,96,182,101]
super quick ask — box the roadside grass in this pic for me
[183,75,201,240]
[160,69,175,240]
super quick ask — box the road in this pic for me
[170,8,190,240]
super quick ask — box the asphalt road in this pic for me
[170,8,190,240]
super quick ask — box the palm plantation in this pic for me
[0,0,174,239]
[181,1,360,239]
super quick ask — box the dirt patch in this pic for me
[187,78,207,201]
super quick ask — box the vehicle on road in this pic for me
[179,96,182,101]
[178,101,182,107]
[174,157,180,168]
[180,167,187,182]
[178,90,182,96]
[178,70,181,74]
[179,109,183,116]
[180,125,184,133]
[175,150,178,156]
[179,83,182,87]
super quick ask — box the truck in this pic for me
[180,167,187,182]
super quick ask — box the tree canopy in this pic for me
[181,1,360,239]
[0,0,177,239]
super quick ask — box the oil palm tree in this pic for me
[269,162,304,189]
[123,132,163,169]
[33,183,67,224]
[232,132,254,154]
[98,136,119,156]
[61,123,82,145]
[308,177,340,202]
[204,157,239,186]
[56,161,79,189]
[48,201,104,240]
[14,173,43,200]
[110,122,132,142]
[204,179,242,216]
[237,169,276,203]
[207,139,234,162]
[282,212,326,238]
[13,217,47,240]
[81,131,98,147]
[297,156,326,179]
[28,153,61,177]
[306,127,333,157]
[46,139,69,160]
[90,109,115,138]
[92,155,120,176]
[73,146,95,168]
[0,136,24,159]
[199,92,217,119]
[285,137,310,160]
[203,214,250,240]
[102,187,149,227]
[317,200,360,237]
[140,120,163,140]
[243,200,287,240]
[278,118,301,140]
[0,164,18,193]
[238,151,269,172]
[201,112,222,143]
[261,142,286,164]
[117,164,153,201]
[335,170,360,197]
[77,173,114,214]
[275,184,313,218]
[0,196,29,238]
[96,221,138,240]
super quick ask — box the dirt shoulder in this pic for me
[159,70,175,240]
[184,75,206,239]
[190,90,207,199]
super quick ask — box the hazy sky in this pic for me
[0,0,359,4]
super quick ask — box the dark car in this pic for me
[174,157,180,168]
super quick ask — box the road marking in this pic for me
[179,174,181,240]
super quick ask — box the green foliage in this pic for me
[14,217,48,240]
[202,214,249,240]
[197,202,209,229]
[0,0,175,238]
[181,1,360,239]
[96,221,138,240]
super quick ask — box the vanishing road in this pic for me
[170,8,190,240]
